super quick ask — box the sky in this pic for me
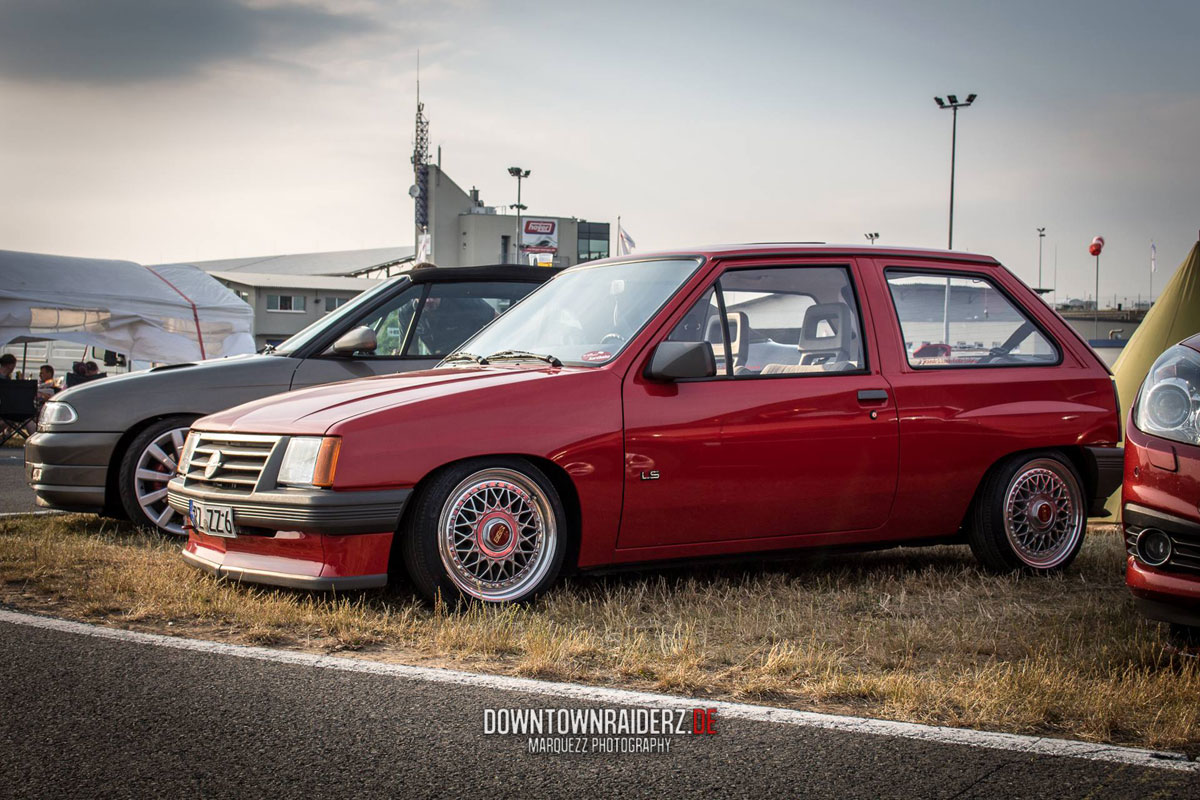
[1,0,1197,306]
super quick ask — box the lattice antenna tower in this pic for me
[411,55,431,231]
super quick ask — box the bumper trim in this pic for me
[167,483,410,535]
[1083,445,1123,517]
[181,547,387,591]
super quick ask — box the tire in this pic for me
[118,416,197,536]
[401,458,567,604]
[967,452,1086,573]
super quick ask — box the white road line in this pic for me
[0,510,65,519]
[0,607,1195,772]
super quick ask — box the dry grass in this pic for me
[2,514,1198,751]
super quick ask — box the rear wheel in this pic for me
[967,452,1085,573]
[401,458,566,604]
[118,416,196,536]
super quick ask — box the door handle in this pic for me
[857,389,889,403]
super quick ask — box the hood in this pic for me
[194,364,592,435]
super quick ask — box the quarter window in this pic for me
[886,271,1058,367]
[667,266,865,377]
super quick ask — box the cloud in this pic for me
[0,0,375,85]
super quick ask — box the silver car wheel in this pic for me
[437,468,557,602]
[134,426,188,535]
[1002,459,1083,569]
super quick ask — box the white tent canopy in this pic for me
[0,250,255,364]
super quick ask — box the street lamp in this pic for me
[1089,236,1105,339]
[1037,227,1046,291]
[865,232,880,245]
[508,166,531,262]
[933,93,977,249]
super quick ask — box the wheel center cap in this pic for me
[476,513,519,559]
[1029,498,1055,529]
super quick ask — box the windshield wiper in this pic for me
[442,350,489,365]
[485,349,562,367]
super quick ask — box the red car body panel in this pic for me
[181,245,1122,585]
[1122,336,1200,627]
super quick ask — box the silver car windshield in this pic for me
[454,258,701,367]
[271,276,407,355]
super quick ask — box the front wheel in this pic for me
[967,452,1086,573]
[118,416,196,536]
[401,458,566,604]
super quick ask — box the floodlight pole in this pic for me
[1037,227,1046,290]
[934,94,976,250]
[508,166,531,263]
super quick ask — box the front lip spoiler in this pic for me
[181,548,387,591]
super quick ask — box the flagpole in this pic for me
[617,216,622,256]
[1150,241,1156,305]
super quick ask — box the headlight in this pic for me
[176,432,199,475]
[38,401,78,427]
[277,436,340,488]
[1135,345,1200,445]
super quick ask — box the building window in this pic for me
[266,294,307,312]
[577,221,610,263]
[324,296,349,313]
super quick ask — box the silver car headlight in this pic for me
[1135,345,1200,445]
[277,436,341,488]
[39,401,78,428]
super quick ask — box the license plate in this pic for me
[188,500,238,538]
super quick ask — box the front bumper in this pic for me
[1126,557,1200,627]
[166,480,411,535]
[24,430,122,512]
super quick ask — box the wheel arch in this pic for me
[392,453,584,573]
[103,412,203,515]
[958,445,1093,535]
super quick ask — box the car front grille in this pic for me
[1126,524,1200,576]
[182,433,280,495]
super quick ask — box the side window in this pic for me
[886,270,1059,368]
[407,281,533,358]
[664,265,865,377]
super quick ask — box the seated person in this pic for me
[0,353,14,380]
[36,364,58,404]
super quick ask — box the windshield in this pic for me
[271,276,407,355]
[454,258,700,367]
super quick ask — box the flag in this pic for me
[618,226,636,256]
[1151,242,1157,273]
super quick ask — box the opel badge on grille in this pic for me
[203,449,224,480]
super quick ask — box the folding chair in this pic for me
[0,380,38,446]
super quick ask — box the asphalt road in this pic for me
[1,616,1196,799]
[0,450,39,514]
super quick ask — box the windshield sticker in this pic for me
[581,350,612,363]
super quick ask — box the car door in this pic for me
[618,259,899,550]
[288,280,531,389]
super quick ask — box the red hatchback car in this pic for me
[167,245,1123,603]
[1123,337,1200,636]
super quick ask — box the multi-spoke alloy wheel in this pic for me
[968,452,1086,573]
[118,416,196,536]
[437,468,558,602]
[1002,460,1084,568]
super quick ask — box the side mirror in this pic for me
[331,326,378,355]
[644,341,716,381]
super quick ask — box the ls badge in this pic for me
[640,470,661,481]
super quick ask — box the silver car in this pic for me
[26,265,554,534]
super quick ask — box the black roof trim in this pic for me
[408,264,561,283]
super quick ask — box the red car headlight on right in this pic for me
[277,436,341,488]
[1135,345,1200,446]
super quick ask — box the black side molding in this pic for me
[1083,445,1123,517]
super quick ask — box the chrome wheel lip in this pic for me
[437,468,557,602]
[134,427,189,536]
[1002,459,1083,569]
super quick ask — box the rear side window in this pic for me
[885,270,1059,368]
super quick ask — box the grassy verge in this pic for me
[2,514,1197,751]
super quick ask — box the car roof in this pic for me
[407,264,561,284]
[585,243,1001,267]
